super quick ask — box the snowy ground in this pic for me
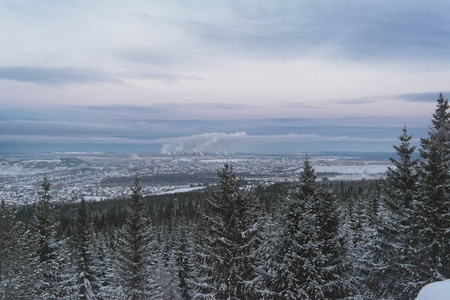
[416,280,450,300]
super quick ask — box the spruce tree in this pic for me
[156,226,179,299]
[263,158,320,299]
[315,177,348,298]
[174,228,194,300]
[93,232,116,299]
[114,177,161,299]
[263,159,348,299]
[371,125,419,299]
[385,125,419,210]
[412,93,450,290]
[30,177,74,299]
[0,200,22,299]
[72,198,98,299]
[167,223,194,300]
[194,163,261,299]
[343,196,374,298]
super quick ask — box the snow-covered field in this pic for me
[313,165,389,175]
[313,165,389,181]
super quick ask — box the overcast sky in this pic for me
[0,0,447,153]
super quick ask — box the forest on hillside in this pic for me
[0,94,449,299]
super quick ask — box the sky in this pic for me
[0,0,448,154]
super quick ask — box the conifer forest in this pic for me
[0,94,449,299]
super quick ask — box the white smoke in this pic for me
[158,132,399,154]
[160,132,248,154]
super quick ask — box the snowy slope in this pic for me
[416,280,450,300]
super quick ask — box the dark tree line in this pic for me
[0,93,448,299]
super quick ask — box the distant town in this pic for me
[0,152,393,205]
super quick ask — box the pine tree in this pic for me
[412,93,450,290]
[194,163,261,299]
[114,177,161,299]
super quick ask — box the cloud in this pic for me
[286,102,317,109]
[331,92,450,106]
[0,125,421,153]
[0,121,138,136]
[107,1,450,68]
[396,92,450,103]
[179,1,450,62]
[119,48,179,66]
[336,97,387,105]
[66,103,254,121]
[123,71,203,84]
[0,101,431,154]
[0,104,429,142]
[0,67,122,86]
[0,134,153,144]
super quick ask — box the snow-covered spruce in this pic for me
[262,158,348,299]
[193,163,261,299]
[369,125,421,299]
[28,177,75,299]
[114,177,162,299]
[411,93,450,292]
